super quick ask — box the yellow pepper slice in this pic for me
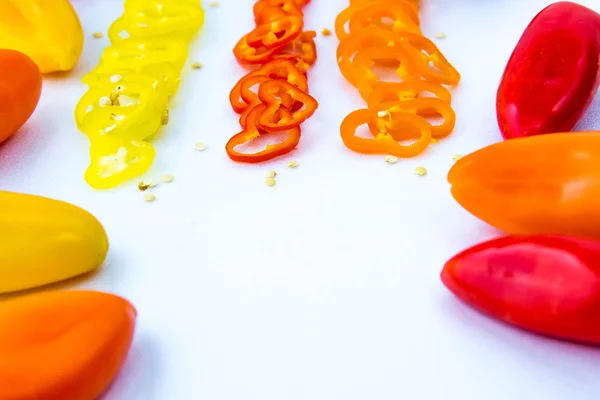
[0,0,83,73]
[109,0,205,43]
[0,191,108,294]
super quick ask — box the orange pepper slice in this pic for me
[340,108,431,157]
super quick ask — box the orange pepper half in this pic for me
[0,290,136,400]
[448,132,600,238]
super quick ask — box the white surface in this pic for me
[2,0,600,399]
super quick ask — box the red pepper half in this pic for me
[442,235,600,345]
[496,2,600,139]
[225,104,301,163]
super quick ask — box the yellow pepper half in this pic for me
[0,0,84,74]
[0,191,109,294]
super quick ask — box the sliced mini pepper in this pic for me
[226,104,301,163]
[0,290,136,399]
[257,80,318,131]
[442,235,600,345]
[496,2,600,139]
[246,15,304,50]
[273,30,317,66]
[340,108,431,157]
[253,0,303,25]
[367,81,452,110]
[448,132,600,239]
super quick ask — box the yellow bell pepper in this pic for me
[0,0,84,74]
[0,191,109,293]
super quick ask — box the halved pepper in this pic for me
[442,235,600,345]
[448,132,600,238]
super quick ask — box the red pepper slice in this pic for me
[496,2,600,139]
[273,30,317,66]
[254,0,303,25]
[256,79,318,131]
[229,59,308,114]
[246,16,304,50]
[442,234,600,345]
[226,104,301,163]
[233,35,280,65]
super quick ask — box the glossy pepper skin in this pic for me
[0,290,136,400]
[448,132,600,239]
[0,49,42,144]
[442,235,600,345]
[0,0,84,73]
[496,2,600,139]
[0,191,109,294]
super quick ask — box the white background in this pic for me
[2,0,600,399]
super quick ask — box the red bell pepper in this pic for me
[496,2,600,140]
[442,235,600,345]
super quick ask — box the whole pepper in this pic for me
[0,290,136,400]
[442,235,600,345]
[448,132,600,239]
[496,2,600,139]
[0,191,109,293]
[0,0,84,73]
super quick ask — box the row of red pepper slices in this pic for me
[226,0,319,163]
[335,0,460,158]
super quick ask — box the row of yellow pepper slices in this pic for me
[335,0,461,158]
[74,0,204,189]
[226,0,319,163]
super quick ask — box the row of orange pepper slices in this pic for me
[336,0,461,158]
[226,0,319,163]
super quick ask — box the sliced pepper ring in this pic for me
[226,104,301,163]
[257,80,318,132]
[253,0,303,25]
[399,33,461,86]
[273,30,317,66]
[246,15,304,50]
[335,1,420,41]
[367,81,452,110]
[369,98,456,138]
[336,27,397,86]
[340,108,431,157]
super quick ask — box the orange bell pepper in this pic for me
[448,132,600,238]
[0,290,136,400]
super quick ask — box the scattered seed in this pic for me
[452,154,463,161]
[414,166,427,176]
[435,32,447,39]
[147,180,158,188]
[264,170,277,178]
[93,32,104,39]
[194,142,207,151]
[109,88,120,106]
[138,181,150,191]
[385,155,399,164]
[321,28,332,36]
[209,1,219,7]
[160,174,174,183]
[143,193,156,202]
[191,62,203,69]
[265,177,276,187]
[287,160,299,168]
